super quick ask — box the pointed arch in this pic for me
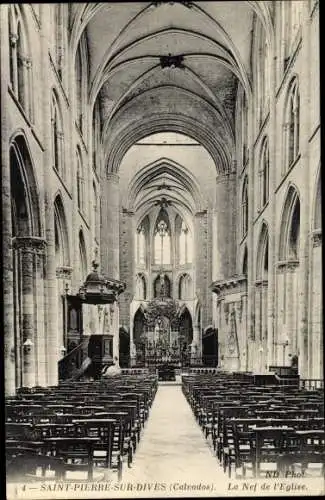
[178,307,193,346]
[54,194,70,267]
[92,180,99,241]
[126,157,205,213]
[78,229,87,284]
[259,136,269,209]
[76,146,85,213]
[313,167,321,231]
[195,301,202,331]
[133,307,145,344]
[178,217,193,265]
[51,89,64,178]
[279,185,300,261]
[74,32,89,133]
[54,4,67,80]
[10,6,33,120]
[136,216,149,267]
[92,98,101,171]
[178,274,193,300]
[253,16,269,126]
[242,245,248,275]
[135,273,147,300]
[283,76,300,173]
[153,274,171,298]
[153,208,171,266]
[10,133,41,237]
[241,175,248,237]
[256,222,269,280]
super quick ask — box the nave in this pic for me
[6,370,325,497]
[122,384,225,484]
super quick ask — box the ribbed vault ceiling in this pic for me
[71,1,272,173]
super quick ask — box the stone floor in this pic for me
[122,385,226,488]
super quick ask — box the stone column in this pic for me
[214,175,232,280]
[101,172,120,279]
[266,47,277,370]
[296,3,312,379]
[25,57,33,121]
[275,263,286,365]
[192,324,201,364]
[22,246,36,387]
[2,6,16,395]
[285,262,299,357]
[40,5,59,386]
[309,232,322,378]
[254,283,262,343]
[12,237,47,387]
[241,293,248,371]
[35,249,47,386]
[194,210,208,324]
[9,33,18,93]
[246,100,255,371]
[129,311,137,367]
[119,211,134,327]
[261,282,268,371]
[112,302,119,361]
[56,267,73,349]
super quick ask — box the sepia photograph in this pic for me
[1,1,323,499]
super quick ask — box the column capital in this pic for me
[9,33,18,47]
[194,209,207,217]
[56,266,73,279]
[255,279,269,288]
[311,230,322,247]
[276,260,300,273]
[216,172,231,185]
[18,54,32,68]
[106,171,119,183]
[122,207,134,216]
[12,236,47,254]
[235,299,243,322]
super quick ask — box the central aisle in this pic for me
[123,385,226,485]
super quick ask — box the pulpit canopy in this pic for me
[78,262,126,304]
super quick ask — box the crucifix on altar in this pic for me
[154,315,170,348]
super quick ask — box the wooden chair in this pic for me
[224,424,255,478]
[6,446,65,482]
[43,436,98,481]
[290,430,325,477]
[72,418,123,480]
[251,427,295,478]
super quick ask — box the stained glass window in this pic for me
[154,220,170,265]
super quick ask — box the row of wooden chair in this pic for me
[6,374,158,483]
[182,373,324,479]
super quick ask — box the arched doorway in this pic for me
[119,327,130,368]
[202,327,218,367]
[133,308,146,365]
[178,307,193,366]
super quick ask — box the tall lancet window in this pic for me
[179,221,193,264]
[154,213,171,266]
[137,224,146,266]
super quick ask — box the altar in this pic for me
[132,291,194,367]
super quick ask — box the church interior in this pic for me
[2,1,324,490]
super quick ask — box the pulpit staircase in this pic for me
[58,339,90,382]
